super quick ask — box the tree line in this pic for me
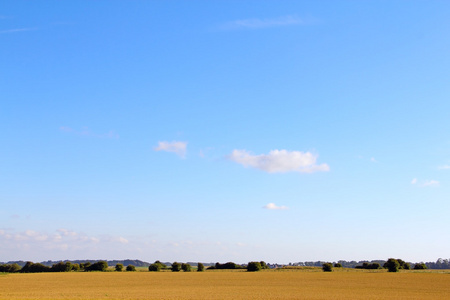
[0,260,270,273]
[287,258,449,269]
[320,258,429,272]
[0,258,445,273]
[0,261,108,273]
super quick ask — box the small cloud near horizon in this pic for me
[229,149,329,173]
[263,203,289,210]
[438,165,450,170]
[154,141,187,158]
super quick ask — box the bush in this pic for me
[86,261,108,272]
[260,261,270,269]
[21,262,51,273]
[384,258,400,272]
[126,265,136,272]
[80,262,91,270]
[0,263,21,273]
[197,263,204,272]
[211,262,244,270]
[322,263,333,272]
[171,262,181,272]
[414,263,427,270]
[72,263,80,271]
[115,264,123,272]
[334,263,342,268]
[247,261,262,272]
[153,261,167,269]
[148,263,161,272]
[355,262,381,270]
[51,262,73,272]
[181,263,191,272]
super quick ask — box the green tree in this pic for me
[0,263,21,273]
[197,263,205,272]
[413,263,427,270]
[148,263,161,272]
[322,263,333,272]
[181,263,191,272]
[9,263,21,273]
[247,261,262,272]
[51,262,72,272]
[334,263,342,268]
[80,262,91,270]
[72,263,80,271]
[153,260,167,269]
[126,265,136,272]
[86,261,108,272]
[115,264,123,272]
[260,261,269,269]
[171,262,181,272]
[384,258,400,272]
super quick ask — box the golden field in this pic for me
[0,269,449,299]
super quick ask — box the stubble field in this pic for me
[1,269,449,299]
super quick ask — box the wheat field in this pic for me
[1,269,449,299]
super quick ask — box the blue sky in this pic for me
[1,1,449,264]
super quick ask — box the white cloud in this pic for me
[263,203,289,210]
[115,237,129,244]
[220,15,306,30]
[229,149,329,173]
[412,178,440,187]
[370,157,377,162]
[0,27,37,34]
[438,165,450,170]
[0,228,134,261]
[422,180,440,187]
[154,141,187,158]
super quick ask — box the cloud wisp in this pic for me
[154,141,187,158]
[220,15,306,30]
[438,165,450,170]
[229,149,329,173]
[422,180,440,187]
[411,178,440,187]
[0,228,128,250]
[263,203,289,210]
[0,27,37,34]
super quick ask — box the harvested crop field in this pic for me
[0,269,449,299]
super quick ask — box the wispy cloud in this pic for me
[0,27,37,34]
[154,141,187,158]
[0,228,130,258]
[60,126,119,139]
[411,178,440,187]
[263,203,289,210]
[422,180,440,187]
[438,165,450,170]
[220,15,307,30]
[228,149,329,173]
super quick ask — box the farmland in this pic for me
[1,269,449,299]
